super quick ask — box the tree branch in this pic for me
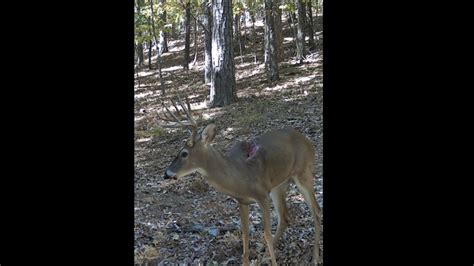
[172,0,211,36]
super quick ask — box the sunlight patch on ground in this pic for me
[137,137,152,143]
[236,62,254,69]
[190,64,204,71]
[169,45,183,53]
[162,65,182,72]
[254,20,264,27]
[294,74,316,84]
[235,64,264,80]
[191,101,209,111]
[135,116,145,122]
[137,69,157,76]
[283,96,304,102]
[135,91,154,99]
[263,84,287,92]
[202,107,224,120]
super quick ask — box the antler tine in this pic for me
[156,112,175,123]
[156,93,197,131]
[170,100,182,117]
[160,101,180,122]
[156,122,184,129]
[185,95,192,119]
[161,111,174,122]
[163,104,188,127]
[156,110,189,129]
[176,90,197,127]
[158,101,174,121]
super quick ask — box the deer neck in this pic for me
[197,145,246,197]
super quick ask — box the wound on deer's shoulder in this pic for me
[246,139,260,160]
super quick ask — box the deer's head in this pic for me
[163,123,216,179]
[156,93,217,180]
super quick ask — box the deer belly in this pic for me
[206,179,255,203]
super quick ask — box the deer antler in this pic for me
[156,91,198,145]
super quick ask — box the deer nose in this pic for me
[163,169,176,179]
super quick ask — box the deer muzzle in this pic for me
[163,169,177,180]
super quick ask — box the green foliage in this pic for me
[136,127,165,138]
[162,0,204,35]
[233,1,245,15]
[135,0,309,47]
[149,126,165,136]
[165,1,185,25]
[281,0,296,12]
[135,0,170,45]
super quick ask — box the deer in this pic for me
[157,94,322,265]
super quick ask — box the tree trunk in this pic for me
[136,43,144,67]
[135,0,145,67]
[264,0,279,82]
[250,10,257,63]
[296,0,306,63]
[192,15,199,65]
[148,40,152,69]
[234,13,243,64]
[203,0,212,83]
[274,0,283,62]
[136,67,141,88]
[210,0,236,107]
[242,12,248,50]
[288,11,298,50]
[306,1,316,50]
[159,0,168,54]
[150,0,165,94]
[159,30,168,54]
[171,22,177,39]
[183,0,191,70]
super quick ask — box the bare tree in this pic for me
[158,0,168,53]
[264,0,279,82]
[296,0,306,63]
[150,0,165,94]
[250,8,258,63]
[135,0,145,67]
[135,43,144,67]
[274,0,283,61]
[183,0,191,70]
[203,0,213,83]
[210,0,236,107]
[147,40,152,69]
[234,13,243,64]
[306,0,316,50]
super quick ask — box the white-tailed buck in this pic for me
[157,94,322,265]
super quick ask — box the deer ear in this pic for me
[201,124,216,144]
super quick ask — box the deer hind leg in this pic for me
[294,170,322,264]
[270,180,290,248]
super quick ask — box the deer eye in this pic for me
[181,151,188,158]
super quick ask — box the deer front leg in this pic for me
[239,203,250,266]
[258,198,278,266]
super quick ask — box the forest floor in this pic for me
[135,16,323,265]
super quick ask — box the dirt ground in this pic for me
[135,16,323,265]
